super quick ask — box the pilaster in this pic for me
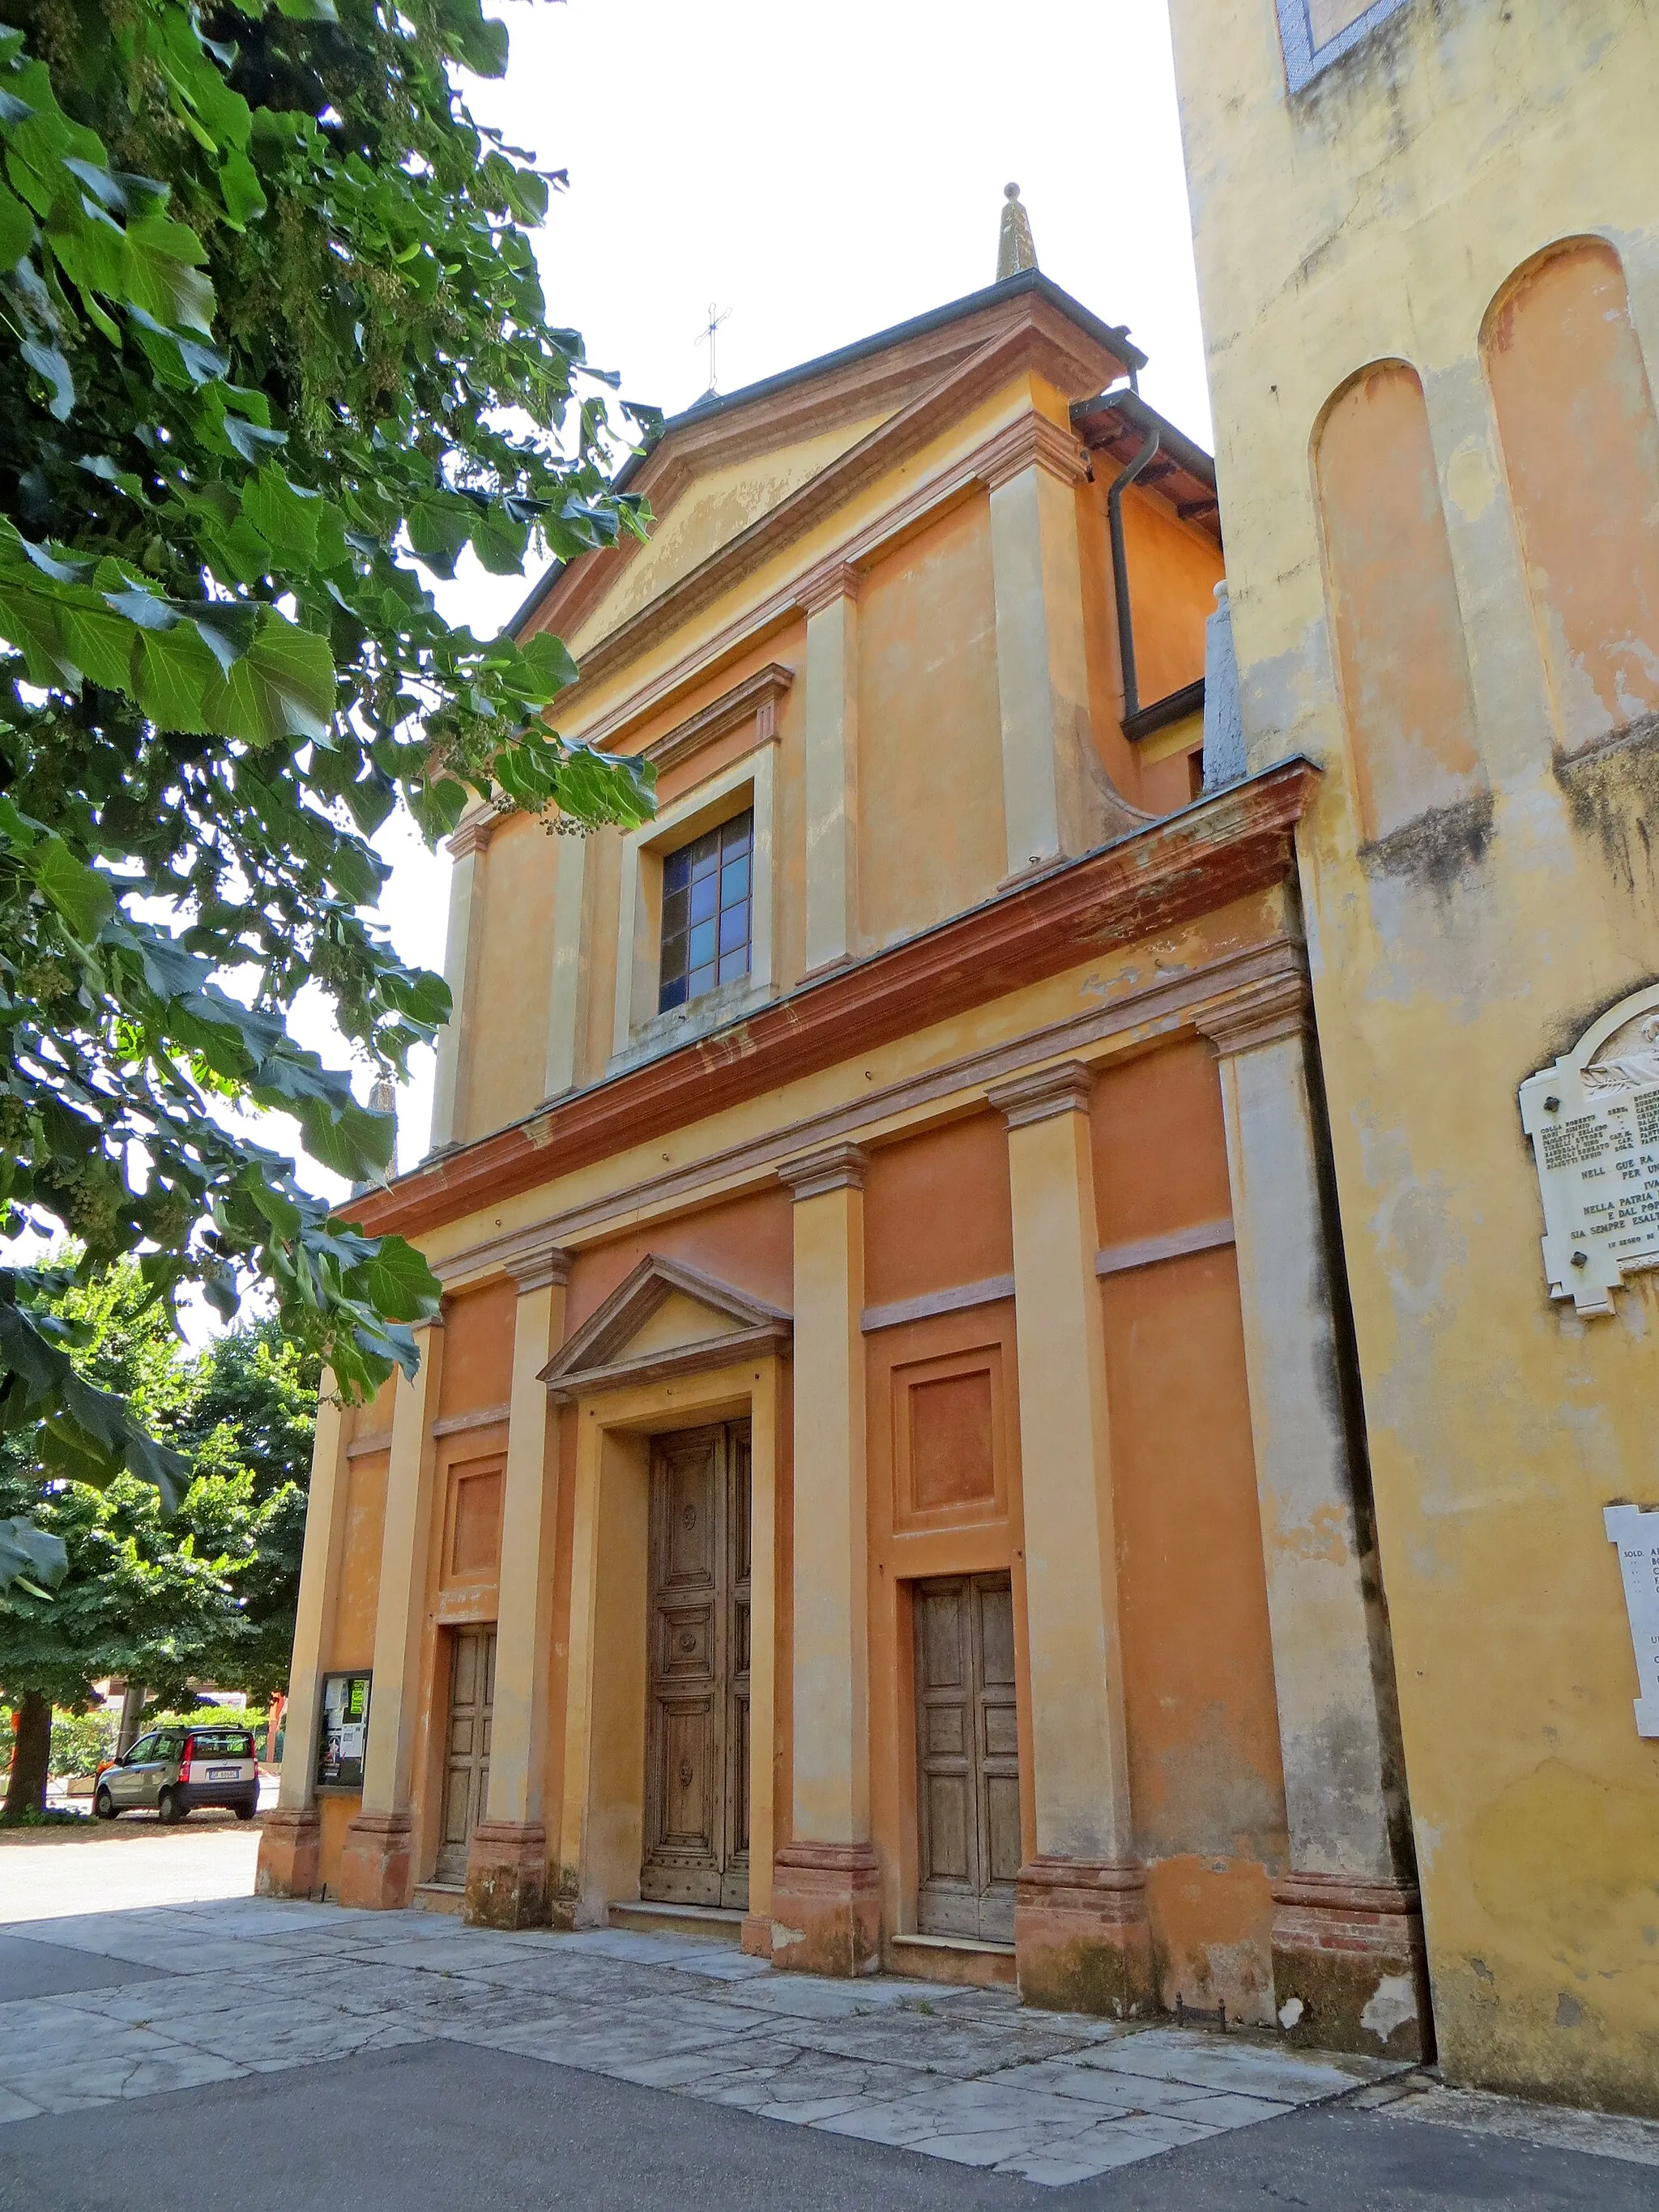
[772,1142,879,1974]
[1196,974,1427,2058]
[987,1061,1150,2016]
[430,812,496,1151]
[800,561,862,975]
[465,1247,571,1930]
[542,832,588,1100]
[337,1315,446,1911]
[257,1371,351,1900]
[984,416,1102,880]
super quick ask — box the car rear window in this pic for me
[189,1731,254,1759]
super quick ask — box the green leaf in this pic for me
[0,1514,68,1598]
[0,175,32,265]
[217,147,266,229]
[202,617,335,746]
[31,836,116,938]
[342,1233,441,1324]
[19,337,73,419]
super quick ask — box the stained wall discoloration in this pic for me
[1166,0,1659,2113]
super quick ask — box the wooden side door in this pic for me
[723,1427,753,1911]
[914,1571,1021,1942]
[434,1624,495,1886]
[642,1421,752,1912]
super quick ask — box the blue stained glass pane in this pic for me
[722,813,753,856]
[719,852,749,907]
[718,948,748,985]
[689,961,716,997]
[689,919,716,968]
[719,902,748,957]
[690,836,719,881]
[689,874,717,923]
[663,847,690,893]
[659,973,688,1011]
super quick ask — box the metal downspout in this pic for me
[1107,424,1162,725]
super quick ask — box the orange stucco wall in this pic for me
[1094,1041,1286,2020]
[856,499,1005,950]
[864,1111,1014,1306]
[466,815,558,1140]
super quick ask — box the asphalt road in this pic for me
[0,2022,1648,2212]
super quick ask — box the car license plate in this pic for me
[209,1767,239,1779]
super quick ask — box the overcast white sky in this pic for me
[295,0,1209,1200]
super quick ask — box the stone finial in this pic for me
[996,182,1038,281]
[351,1075,399,1197]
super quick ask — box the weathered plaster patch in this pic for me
[1278,1994,1306,2028]
[1445,438,1497,522]
[1361,1973,1419,2044]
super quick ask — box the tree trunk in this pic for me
[116,1680,145,1760]
[4,1690,51,1818]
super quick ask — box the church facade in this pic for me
[260,261,1428,2056]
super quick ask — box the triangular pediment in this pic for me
[539,1255,790,1399]
[522,272,1140,667]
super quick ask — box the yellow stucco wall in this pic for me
[1166,0,1659,2111]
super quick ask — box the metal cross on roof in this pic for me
[694,300,733,397]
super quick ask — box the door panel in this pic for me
[915,1571,1021,1942]
[435,1625,495,1886]
[642,1421,752,1912]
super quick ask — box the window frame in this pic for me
[1276,0,1411,92]
[610,737,777,1069]
[658,808,756,1012]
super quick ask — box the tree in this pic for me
[0,0,657,1588]
[0,1263,262,1813]
[173,1315,320,1700]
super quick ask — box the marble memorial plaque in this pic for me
[1520,983,1659,1315]
[1604,1505,1659,1738]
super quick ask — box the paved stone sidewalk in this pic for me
[0,1898,1405,2186]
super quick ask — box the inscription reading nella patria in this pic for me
[1520,987,1659,1315]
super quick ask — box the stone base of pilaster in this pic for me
[546,1862,581,1933]
[1015,1856,1154,2018]
[254,1808,321,1899]
[463,1822,551,1930]
[770,1843,882,1977]
[740,1912,774,1959]
[335,1810,415,1911]
[1271,1872,1432,2061]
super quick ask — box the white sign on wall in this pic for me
[1605,1505,1659,1738]
[1520,982,1659,1315]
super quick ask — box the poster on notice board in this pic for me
[316,1670,372,1791]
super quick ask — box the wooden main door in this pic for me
[434,1625,495,1886]
[642,1422,751,1910]
[914,1573,1021,1942]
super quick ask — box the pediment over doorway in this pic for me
[539,1255,791,1400]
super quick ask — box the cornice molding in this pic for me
[978,412,1088,493]
[642,662,795,780]
[987,1059,1094,1127]
[446,812,500,862]
[429,938,1299,1277]
[778,1140,868,1200]
[796,560,864,616]
[343,762,1319,1245]
[434,1225,572,1294]
[1194,971,1311,1057]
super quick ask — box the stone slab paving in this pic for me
[0,1895,1409,2185]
